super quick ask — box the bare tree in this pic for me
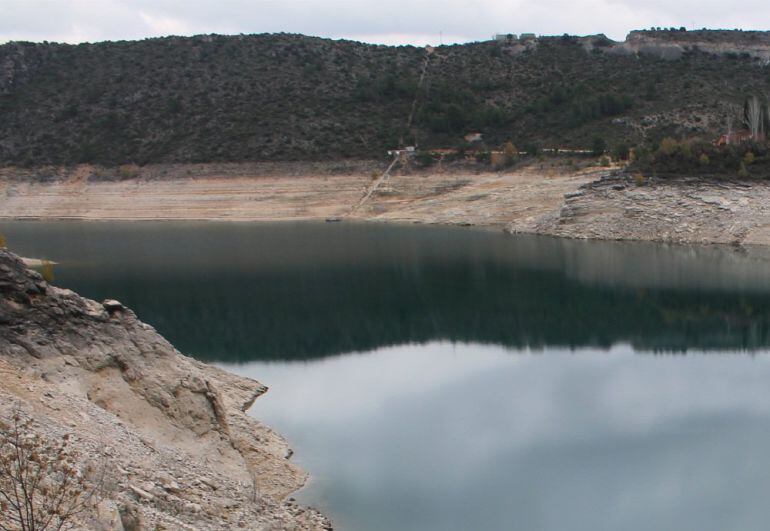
[745,95,765,140]
[0,411,100,531]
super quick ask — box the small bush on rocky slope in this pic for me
[0,411,101,531]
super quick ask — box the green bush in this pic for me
[523,142,540,157]
[613,143,630,161]
[592,136,607,156]
[414,152,436,167]
[631,138,770,179]
[659,137,678,156]
[117,164,140,180]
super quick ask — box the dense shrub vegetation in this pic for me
[631,138,770,179]
[1,32,769,166]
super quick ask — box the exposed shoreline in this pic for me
[510,171,770,247]
[3,162,770,247]
[0,161,601,228]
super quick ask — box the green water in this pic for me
[5,220,770,530]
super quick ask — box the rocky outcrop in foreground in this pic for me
[0,249,330,529]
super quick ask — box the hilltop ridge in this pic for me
[578,28,770,61]
[1,29,769,166]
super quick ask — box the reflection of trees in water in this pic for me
[62,261,770,363]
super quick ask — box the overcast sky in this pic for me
[1,0,768,46]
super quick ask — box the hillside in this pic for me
[1,30,769,166]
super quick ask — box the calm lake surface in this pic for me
[6,220,770,530]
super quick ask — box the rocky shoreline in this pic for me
[0,249,331,530]
[510,171,770,247]
[4,161,770,248]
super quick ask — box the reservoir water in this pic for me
[5,220,770,530]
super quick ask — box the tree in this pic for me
[0,411,99,531]
[744,96,765,140]
[523,142,540,157]
[659,137,678,156]
[591,136,607,156]
[738,161,750,179]
[612,143,630,161]
[503,142,518,166]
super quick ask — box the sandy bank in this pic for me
[5,162,770,247]
[0,162,602,228]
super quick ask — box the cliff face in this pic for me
[1,30,769,167]
[583,30,770,62]
[0,249,330,530]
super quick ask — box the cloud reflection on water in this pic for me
[226,343,770,531]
